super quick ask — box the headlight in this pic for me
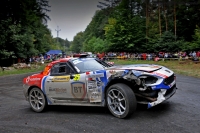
[139,75,158,85]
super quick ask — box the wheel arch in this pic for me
[27,86,42,96]
[104,78,136,97]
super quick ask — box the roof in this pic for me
[73,54,89,58]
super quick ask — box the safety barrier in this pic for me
[103,56,200,64]
[104,56,183,61]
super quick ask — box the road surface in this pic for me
[0,73,199,133]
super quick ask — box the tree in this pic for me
[0,0,54,66]
[83,37,107,53]
[104,0,146,52]
[70,32,84,53]
[153,31,185,52]
[190,25,200,50]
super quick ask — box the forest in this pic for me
[0,0,70,66]
[71,0,200,53]
[0,0,200,66]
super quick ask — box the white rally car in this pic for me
[23,57,177,118]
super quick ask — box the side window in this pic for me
[58,65,66,73]
[50,63,69,76]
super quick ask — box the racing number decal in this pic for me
[73,74,80,81]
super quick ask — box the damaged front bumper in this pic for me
[136,85,177,108]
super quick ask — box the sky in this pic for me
[46,0,105,41]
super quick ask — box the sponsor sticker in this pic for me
[86,73,104,78]
[90,92,100,99]
[49,87,67,94]
[52,76,70,82]
[86,80,103,102]
[71,82,86,99]
[73,60,82,64]
[87,80,97,91]
[26,76,41,83]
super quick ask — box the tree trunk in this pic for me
[146,0,149,44]
[164,3,168,31]
[174,2,176,41]
[159,1,162,36]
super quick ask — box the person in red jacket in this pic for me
[196,51,200,58]
[142,53,147,60]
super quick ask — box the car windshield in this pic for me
[73,59,106,73]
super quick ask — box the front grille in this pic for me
[164,85,176,96]
[164,74,174,85]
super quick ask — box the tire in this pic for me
[28,87,47,112]
[106,83,137,118]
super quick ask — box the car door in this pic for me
[45,62,89,103]
[69,72,88,102]
[45,62,71,101]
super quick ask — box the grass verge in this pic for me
[110,59,200,78]
[0,59,199,78]
[0,64,46,77]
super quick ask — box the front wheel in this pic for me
[28,87,47,112]
[106,83,137,118]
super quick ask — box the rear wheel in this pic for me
[28,87,47,112]
[106,83,137,118]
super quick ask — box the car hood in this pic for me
[106,64,162,72]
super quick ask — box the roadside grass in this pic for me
[110,59,200,78]
[0,59,200,78]
[0,64,46,76]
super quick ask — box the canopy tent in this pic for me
[46,50,62,55]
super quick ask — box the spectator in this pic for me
[192,51,196,58]
[164,52,168,58]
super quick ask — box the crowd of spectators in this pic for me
[99,51,200,61]
[21,50,200,65]
[27,54,65,64]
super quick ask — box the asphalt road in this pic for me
[0,73,200,133]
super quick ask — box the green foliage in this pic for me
[0,0,55,64]
[104,1,146,52]
[154,31,177,52]
[0,50,15,60]
[79,8,113,53]
[2,0,199,60]
[70,32,84,53]
[83,37,107,53]
[0,19,14,59]
[176,0,200,41]
[52,37,71,53]
[82,0,200,53]
[191,26,200,50]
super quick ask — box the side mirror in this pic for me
[70,74,74,79]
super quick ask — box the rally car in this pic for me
[23,57,177,118]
